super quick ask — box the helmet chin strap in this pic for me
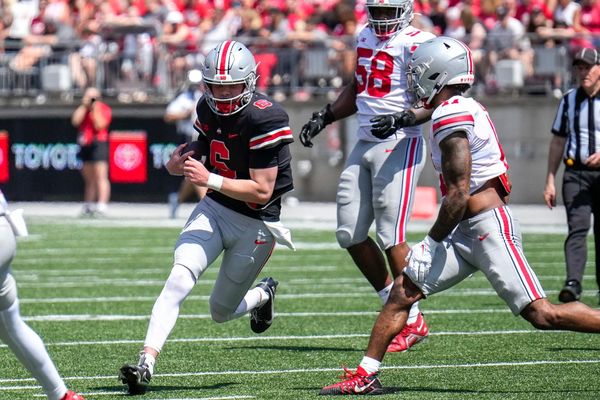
[425,71,448,106]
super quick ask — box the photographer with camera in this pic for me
[71,87,113,217]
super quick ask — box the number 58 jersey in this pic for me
[355,25,435,142]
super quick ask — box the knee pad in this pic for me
[161,265,196,302]
[335,228,360,249]
[208,300,234,324]
[173,243,208,279]
[0,273,17,311]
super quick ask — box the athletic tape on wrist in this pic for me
[207,173,224,191]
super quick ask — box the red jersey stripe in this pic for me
[432,114,474,134]
[249,128,293,149]
[498,207,543,300]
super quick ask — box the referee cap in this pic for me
[573,48,600,65]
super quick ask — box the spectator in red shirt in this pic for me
[71,87,112,217]
[579,0,600,48]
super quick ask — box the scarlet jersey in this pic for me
[355,25,435,142]
[193,92,294,222]
[430,96,508,194]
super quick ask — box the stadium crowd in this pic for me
[0,0,598,100]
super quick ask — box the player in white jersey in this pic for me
[0,191,85,400]
[300,0,434,353]
[319,36,600,396]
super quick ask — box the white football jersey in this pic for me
[430,96,508,195]
[355,25,435,142]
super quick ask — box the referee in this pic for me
[544,47,600,303]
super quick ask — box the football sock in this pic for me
[0,300,67,400]
[96,202,108,213]
[233,286,268,318]
[139,352,156,375]
[359,356,381,374]
[407,301,420,324]
[144,265,196,353]
[378,282,394,304]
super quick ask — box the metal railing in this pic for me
[0,36,579,103]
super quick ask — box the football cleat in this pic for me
[386,312,429,353]
[60,391,85,400]
[320,366,383,396]
[119,363,152,395]
[250,277,278,334]
[558,279,581,303]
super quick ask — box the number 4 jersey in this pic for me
[193,92,294,222]
[355,25,435,142]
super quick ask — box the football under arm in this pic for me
[428,132,471,242]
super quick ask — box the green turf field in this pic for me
[1,222,599,399]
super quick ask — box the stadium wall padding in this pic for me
[0,97,559,204]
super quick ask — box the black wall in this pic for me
[0,106,182,202]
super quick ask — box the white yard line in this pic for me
[1,359,597,386]
[19,309,509,322]
[0,327,568,348]
[15,286,586,301]
[33,394,255,399]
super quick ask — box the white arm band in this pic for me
[207,173,224,191]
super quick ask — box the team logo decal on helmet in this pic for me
[366,0,414,39]
[407,37,474,106]
[202,40,258,116]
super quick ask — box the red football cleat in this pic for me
[60,390,85,400]
[387,312,429,353]
[319,366,382,396]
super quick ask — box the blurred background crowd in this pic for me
[0,0,598,103]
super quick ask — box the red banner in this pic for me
[109,131,147,183]
[0,131,8,183]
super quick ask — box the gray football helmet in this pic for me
[407,37,475,106]
[201,41,257,116]
[366,0,413,39]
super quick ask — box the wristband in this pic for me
[207,173,224,191]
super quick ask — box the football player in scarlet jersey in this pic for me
[300,0,434,352]
[119,40,295,395]
[320,36,600,396]
[0,190,85,400]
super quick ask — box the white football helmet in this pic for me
[201,40,258,116]
[407,36,475,106]
[366,0,413,39]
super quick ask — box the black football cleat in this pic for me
[250,277,278,333]
[119,363,152,395]
[558,280,581,303]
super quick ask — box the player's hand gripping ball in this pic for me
[180,140,209,165]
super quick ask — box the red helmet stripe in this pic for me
[217,40,234,75]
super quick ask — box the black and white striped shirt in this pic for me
[552,87,600,167]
